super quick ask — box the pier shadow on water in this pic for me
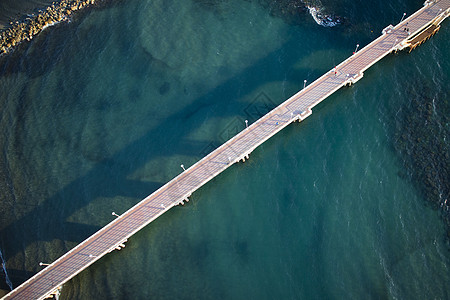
[0,0,372,293]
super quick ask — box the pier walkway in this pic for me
[3,0,449,299]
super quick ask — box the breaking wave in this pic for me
[0,248,13,291]
[307,5,342,27]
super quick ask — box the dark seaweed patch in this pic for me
[392,82,450,243]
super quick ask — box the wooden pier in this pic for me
[2,0,449,299]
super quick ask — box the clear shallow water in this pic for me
[0,0,449,299]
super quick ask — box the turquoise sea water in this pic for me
[0,0,449,298]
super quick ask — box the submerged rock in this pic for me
[158,82,171,95]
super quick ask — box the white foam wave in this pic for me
[307,6,341,27]
[41,20,60,31]
[0,248,13,290]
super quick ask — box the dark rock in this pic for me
[158,82,170,95]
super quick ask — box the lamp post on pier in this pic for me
[400,12,406,23]
[181,164,186,171]
[303,80,307,89]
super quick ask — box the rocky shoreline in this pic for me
[0,0,106,56]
